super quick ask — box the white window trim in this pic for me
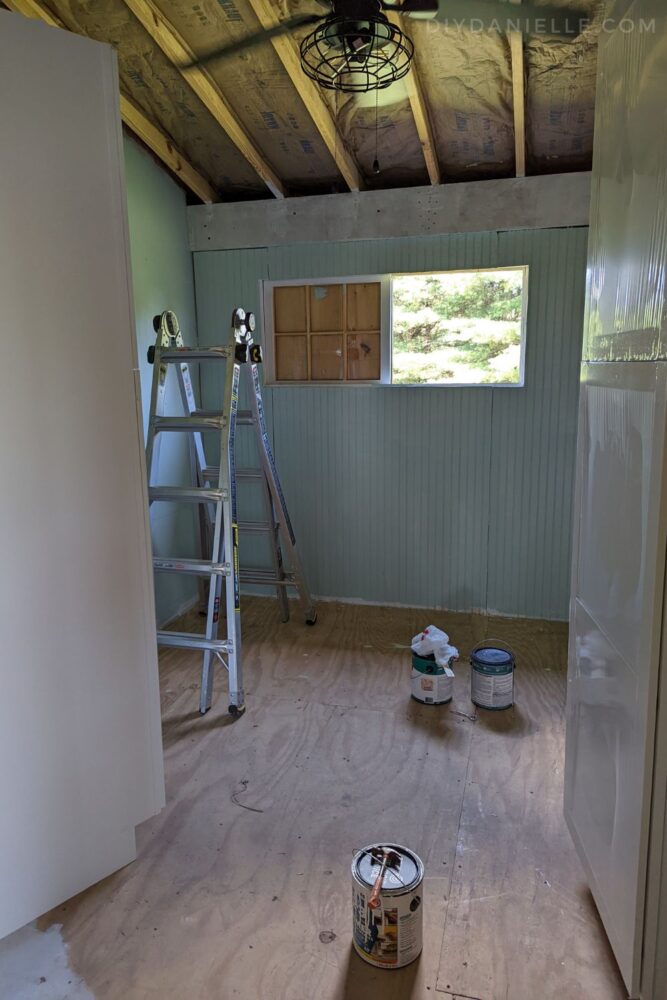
[261,265,529,388]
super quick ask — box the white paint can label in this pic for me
[351,844,424,969]
[470,645,515,710]
[410,668,453,705]
[471,665,514,709]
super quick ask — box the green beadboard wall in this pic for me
[193,226,588,620]
[124,136,199,626]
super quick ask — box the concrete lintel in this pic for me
[188,172,591,252]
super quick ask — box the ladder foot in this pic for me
[228,703,246,719]
[306,612,317,626]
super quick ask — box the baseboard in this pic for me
[239,586,568,624]
[157,594,199,629]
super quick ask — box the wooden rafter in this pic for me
[119,94,218,203]
[120,0,286,198]
[244,0,364,192]
[387,12,441,186]
[509,0,526,177]
[3,0,219,203]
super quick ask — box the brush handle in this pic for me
[368,858,388,910]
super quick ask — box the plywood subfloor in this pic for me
[34,599,626,1000]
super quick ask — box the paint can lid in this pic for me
[352,843,424,894]
[471,647,514,670]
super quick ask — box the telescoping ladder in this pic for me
[145,308,316,718]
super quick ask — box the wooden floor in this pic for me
[38,599,627,1000]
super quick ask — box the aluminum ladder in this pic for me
[145,308,316,717]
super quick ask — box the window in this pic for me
[392,268,527,386]
[263,267,528,386]
[265,279,386,383]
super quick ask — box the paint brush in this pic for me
[368,848,401,910]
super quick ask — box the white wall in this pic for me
[124,135,200,625]
[564,2,667,994]
[0,12,164,938]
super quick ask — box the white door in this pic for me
[565,361,667,995]
[0,13,164,938]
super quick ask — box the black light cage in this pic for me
[299,15,414,93]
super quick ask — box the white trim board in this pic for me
[188,172,591,251]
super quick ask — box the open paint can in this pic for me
[351,843,424,969]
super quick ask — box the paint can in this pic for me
[470,641,515,710]
[351,843,424,969]
[411,652,453,705]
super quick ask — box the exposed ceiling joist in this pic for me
[387,13,441,186]
[3,0,219,203]
[509,0,526,177]
[120,0,286,198]
[119,94,218,203]
[245,0,365,193]
[2,0,60,29]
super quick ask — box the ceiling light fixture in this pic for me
[300,1,414,94]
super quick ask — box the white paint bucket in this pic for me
[351,843,424,969]
[411,652,454,705]
[470,641,515,710]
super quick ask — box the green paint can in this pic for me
[410,652,454,705]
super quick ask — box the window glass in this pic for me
[391,269,527,386]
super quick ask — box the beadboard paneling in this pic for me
[193,226,587,619]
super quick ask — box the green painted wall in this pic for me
[194,226,588,620]
[124,136,199,625]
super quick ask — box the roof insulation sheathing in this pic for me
[45,0,266,196]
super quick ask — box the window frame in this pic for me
[261,265,529,388]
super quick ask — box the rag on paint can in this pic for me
[410,626,458,706]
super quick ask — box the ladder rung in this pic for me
[153,415,224,432]
[203,466,263,482]
[157,631,230,653]
[149,486,225,503]
[159,347,232,362]
[153,558,227,576]
[238,520,277,533]
[241,569,295,586]
[194,409,255,424]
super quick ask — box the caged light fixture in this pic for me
[185,0,590,88]
[299,1,414,94]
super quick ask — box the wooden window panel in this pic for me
[347,282,381,331]
[309,284,344,332]
[275,335,308,380]
[311,334,344,380]
[347,332,381,380]
[274,285,307,333]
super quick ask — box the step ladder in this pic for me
[145,308,316,718]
